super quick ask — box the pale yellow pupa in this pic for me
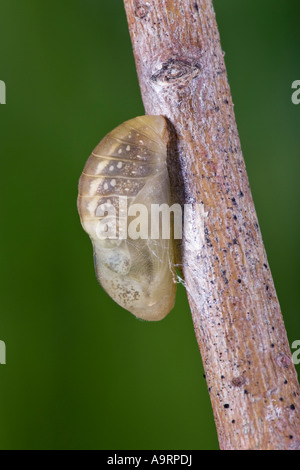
[77,115,176,321]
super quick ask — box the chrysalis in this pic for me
[77,115,176,321]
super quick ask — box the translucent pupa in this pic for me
[77,115,176,321]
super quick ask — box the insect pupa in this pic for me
[77,115,176,321]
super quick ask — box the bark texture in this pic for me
[123,0,300,449]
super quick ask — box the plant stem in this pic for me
[123,0,300,449]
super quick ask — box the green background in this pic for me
[0,0,299,450]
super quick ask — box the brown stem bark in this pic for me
[123,0,300,450]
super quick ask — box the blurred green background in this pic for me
[0,0,299,450]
